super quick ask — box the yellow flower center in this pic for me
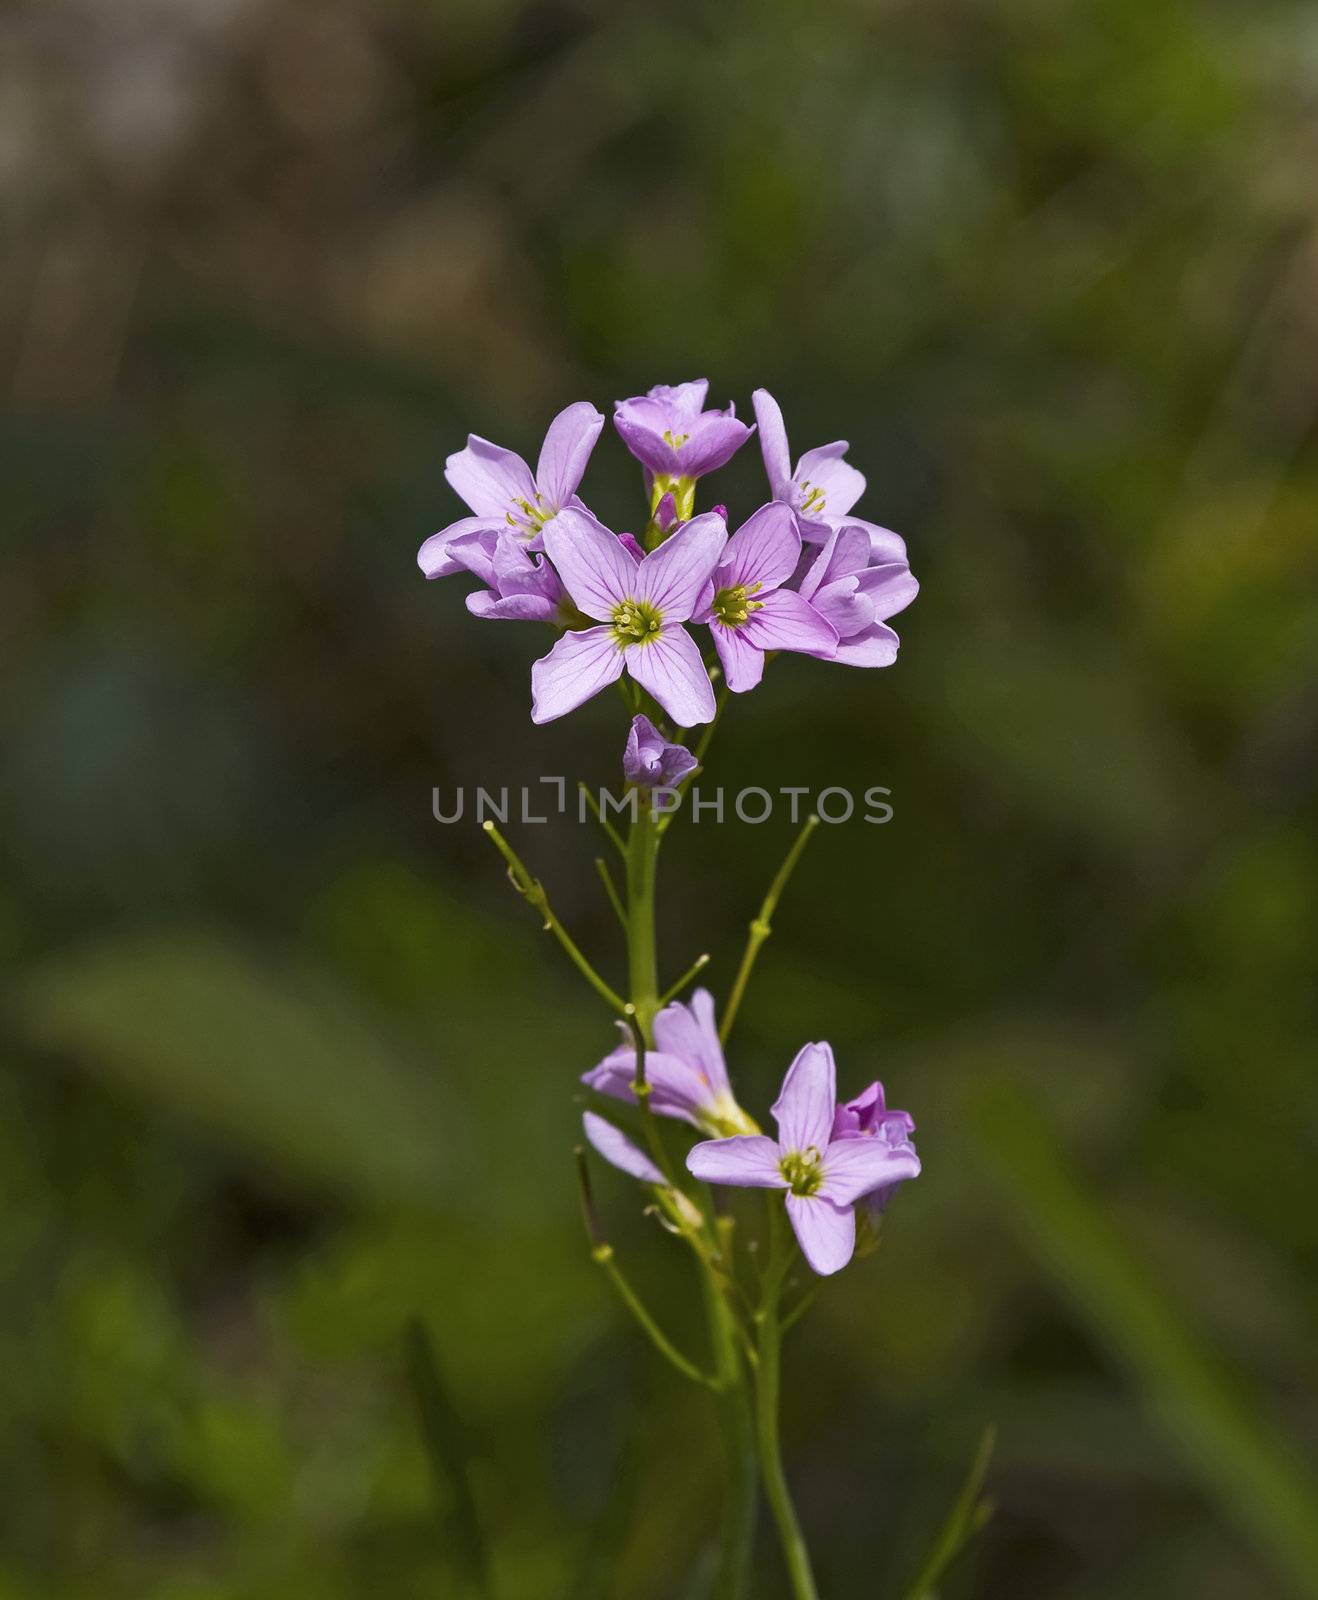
[612,597,663,646]
[779,1148,824,1197]
[711,581,764,629]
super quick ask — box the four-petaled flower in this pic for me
[615,380,753,508]
[832,1080,918,1218]
[792,523,919,668]
[686,1042,921,1275]
[695,502,839,692]
[532,508,727,726]
[419,401,604,578]
[582,988,757,1138]
[624,714,698,789]
[752,388,907,563]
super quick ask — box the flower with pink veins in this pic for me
[695,501,838,692]
[686,1042,921,1275]
[418,401,604,578]
[751,387,907,562]
[793,523,919,669]
[531,507,726,726]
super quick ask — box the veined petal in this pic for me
[833,622,900,668]
[583,1112,666,1185]
[679,414,754,478]
[418,517,499,579]
[542,506,638,621]
[795,444,864,520]
[652,378,710,417]
[842,517,908,564]
[444,527,502,587]
[653,987,730,1097]
[626,626,716,725]
[810,576,872,639]
[582,1045,705,1122]
[711,621,766,694]
[467,590,558,622]
[635,513,728,619]
[818,1138,922,1206]
[531,627,623,723]
[740,589,838,657]
[721,501,800,591]
[772,1041,836,1154]
[613,408,679,477]
[536,402,605,509]
[751,389,793,499]
[786,1194,856,1275]
[686,1135,786,1188]
[445,435,536,519]
[858,562,919,621]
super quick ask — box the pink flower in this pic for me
[531,508,726,726]
[418,401,604,578]
[686,1042,921,1275]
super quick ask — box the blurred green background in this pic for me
[4,0,1318,1595]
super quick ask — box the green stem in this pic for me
[482,822,628,1015]
[756,1206,820,1600]
[703,1268,760,1600]
[657,950,711,1008]
[593,1242,715,1387]
[720,815,820,1046]
[625,800,661,1040]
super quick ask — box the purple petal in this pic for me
[785,1194,856,1275]
[795,525,870,602]
[842,517,908,564]
[624,714,698,788]
[650,379,710,416]
[720,501,801,592]
[613,407,679,477]
[636,513,728,619]
[542,506,638,621]
[444,528,503,587]
[772,1042,836,1155]
[582,1043,717,1126]
[751,389,793,499]
[710,622,766,694]
[531,626,624,723]
[678,414,754,478]
[418,517,499,579]
[833,622,900,668]
[583,1112,665,1185]
[445,435,536,519]
[795,444,865,520]
[626,626,716,725]
[741,590,838,658]
[686,1135,786,1188]
[809,576,872,640]
[819,1137,922,1206]
[652,988,729,1098]
[536,401,605,509]
[858,562,919,622]
[468,591,558,622]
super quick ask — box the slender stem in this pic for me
[594,856,627,930]
[625,802,661,1040]
[482,822,628,1015]
[579,783,626,857]
[720,815,821,1046]
[657,950,711,1008]
[756,1205,820,1600]
[594,1242,715,1387]
[703,1269,760,1600]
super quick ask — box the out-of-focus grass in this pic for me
[3,0,1318,1595]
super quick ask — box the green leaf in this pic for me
[968,1079,1318,1598]
[900,1425,996,1600]
[406,1318,494,1598]
[12,930,461,1208]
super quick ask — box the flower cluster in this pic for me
[419,381,918,725]
[584,990,919,1276]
